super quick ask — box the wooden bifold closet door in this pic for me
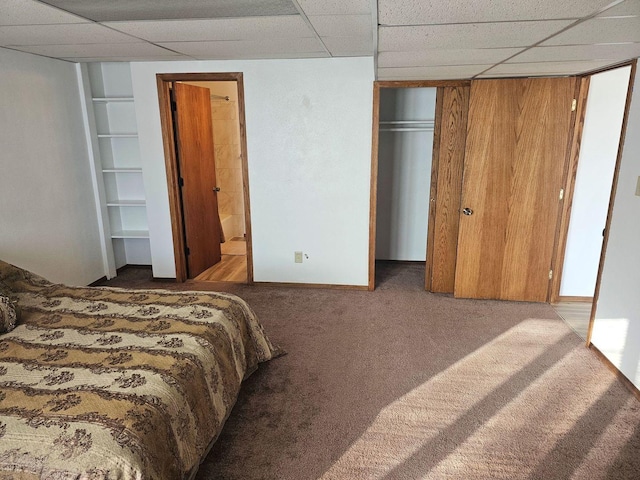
[454,77,576,302]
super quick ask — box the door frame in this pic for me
[156,72,253,283]
[586,59,637,344]
[368,80,471,291]
[549,60,637,304]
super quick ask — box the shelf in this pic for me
[92,97,134,102]
[102,168,142,173]
[111,230,149,239]
[97,134,138,138]
[87,62,151,271]
[106,200,146,207]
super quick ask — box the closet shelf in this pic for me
[111,230,149,239]
[106,200,146,207]
[92,97,134,102]
[102,168,142,173]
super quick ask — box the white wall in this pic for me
[560,66,632,297]
[130,57,374,285]
[0,48,103,286]
[591,61,640,389]
[376,88,436,261]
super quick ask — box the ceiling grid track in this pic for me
[290,0,332,57]
[0,0,636,75]
[473,0,629,78]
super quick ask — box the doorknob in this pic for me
[213,187,221,192]
[462,207,473,216]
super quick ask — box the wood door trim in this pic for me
[157,77,187,282]
[549,77,589,303]
[580,59,637,78]
[236,74,254,285]
[157,72,243,83]
[588,344,640,402]
[156,72,253,284]
[425,87,444,291]
[368,83,381,291]
[586,59,637,345]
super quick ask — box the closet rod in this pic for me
[380,127,434,132]
[211,94,230,101]
[379,120,434,125]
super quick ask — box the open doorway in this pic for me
[551,62,636,339]
[156,73,253,283]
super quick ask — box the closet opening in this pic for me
[369,80,471,291]
[156,73,253,283]
[374,87,436,289]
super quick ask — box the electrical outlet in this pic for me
[294,251,303,263]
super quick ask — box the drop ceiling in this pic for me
[1,0,638,79]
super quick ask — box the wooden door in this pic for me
[427,85,470,293]
[454,78,576,301]
[173,82,222,278]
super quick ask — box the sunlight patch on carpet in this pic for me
[319,318,634,479]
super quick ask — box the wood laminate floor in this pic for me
[195,255,247,282]
[221,239,246,256]
[194,239,247,283]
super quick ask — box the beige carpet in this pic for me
[98,262,640,479]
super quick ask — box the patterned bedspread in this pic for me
[0,261,280,479]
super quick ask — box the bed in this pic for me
[0,260,281,479]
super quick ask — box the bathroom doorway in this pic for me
[157,72,253,283]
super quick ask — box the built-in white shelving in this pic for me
[81,62,151,277]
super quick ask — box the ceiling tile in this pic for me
[598,0,640,17]
[378,48,522,67]
[509,43,640,63]
[481,60,615,76]
[377,65,495,80]
[39,0,299,21]
[322,36,373,56]
[0,0,88,25]
[104,16,313,42]
[296,0,371,16]
[543,16,640,45]
[379,21,572,51]
[308,15,371,37]
[158,37,326,58]
[378,0,613,25]
[14,42,177,58]
[0,23,141,46]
